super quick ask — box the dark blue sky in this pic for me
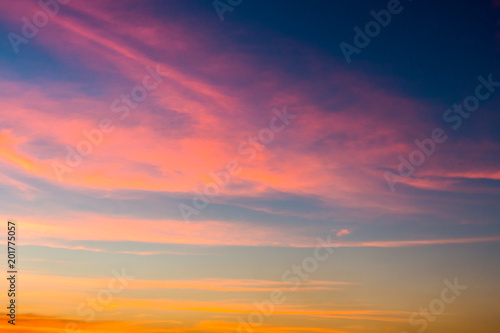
[151,0,500,102]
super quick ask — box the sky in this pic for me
[0,0,499,332]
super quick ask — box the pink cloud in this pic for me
[0,0,498,230]
[336,229,350,237]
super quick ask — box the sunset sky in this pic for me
[1,0,500,332]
